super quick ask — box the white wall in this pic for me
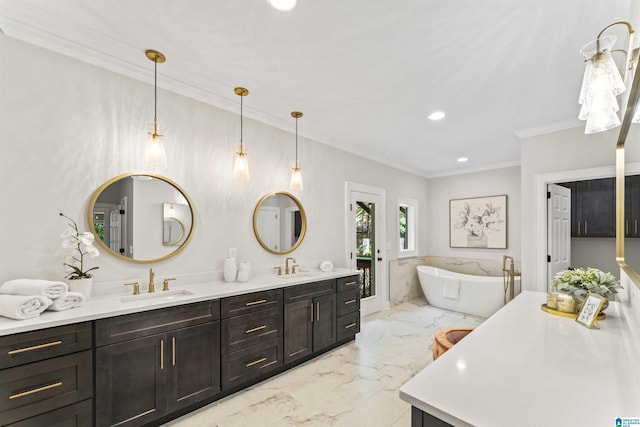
[0,36,429,289]
[425,166,521,261]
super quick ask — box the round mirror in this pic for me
[88,173,195,263]
[253,191,307,254]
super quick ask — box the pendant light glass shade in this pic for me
[268,0,297,11]
[290,111,303,191]
[290,167,303,191]
[146,122,167,168]
[233,87,250,181]
[145,50,167,169]
[578,36,625,134]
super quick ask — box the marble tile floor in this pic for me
[163,298,484,427]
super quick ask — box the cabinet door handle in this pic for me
[343,281,357,287]
[578,221,581,235]
[245,325,267,334]
[245,299,267,307]
[245,357,267,368]
[9,381,62,400]
[584,221,587,235]
[316,302,320,321]
[172,337,176,367]
[7,340,62,355]
[344,323,357,329]
[160,339,164,370]
[310,303,313,323]
[635,220,638,235]
[344,299,356,305]
[627,220,629,235]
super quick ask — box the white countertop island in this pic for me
[399,291,640,426]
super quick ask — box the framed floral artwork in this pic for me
[449,195,507,249]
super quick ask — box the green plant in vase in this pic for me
[552,267,622,312]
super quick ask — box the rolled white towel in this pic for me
[0,279,68,299]
[0,294,52,320]
[46,292,85,312]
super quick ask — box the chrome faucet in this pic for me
[148,268,155,293]
[285,257,296,275]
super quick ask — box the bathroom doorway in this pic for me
[346,182,388,316]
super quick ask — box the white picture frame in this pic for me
[576,293,606,329]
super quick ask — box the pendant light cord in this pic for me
[295,117,299,168]
[154,57,158,125]
[240,94,244,150]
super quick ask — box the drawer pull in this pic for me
[245,325,267,334]
[343,281,357,287]
[245,299,268,307]
[245,357,267,368]
[8,340,63,355]
[9,381,62,400]
[172,337,176,367]
[344,323,357,329]
[344,299,356,305]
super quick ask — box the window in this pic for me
[398,197,418,258]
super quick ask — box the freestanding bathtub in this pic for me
[417,265,519,318]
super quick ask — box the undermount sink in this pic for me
[120,289,194,303]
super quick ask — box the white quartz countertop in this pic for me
[0,268,359,337]
[399,291,640,426]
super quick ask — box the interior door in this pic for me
[547,183,571,290]
[347,184,387,316]
[256,206,280,251]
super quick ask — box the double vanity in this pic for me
[0,269,361,426]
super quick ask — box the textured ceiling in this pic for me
[0,0,633,177]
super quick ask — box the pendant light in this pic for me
[233,87,250,181]
[145,49,167,169]
[290,111,304,191]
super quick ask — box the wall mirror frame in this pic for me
[87,172,195,263]
[616,41,640,290]
[253,191,307,255]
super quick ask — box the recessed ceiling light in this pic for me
[268,0,297,11]
[457,157,468,163]
[428,111,445,121]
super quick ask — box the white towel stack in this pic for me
[0,279,68,299]
[0,294,52,320]
[47,292,85,311]
[0,279,85,320]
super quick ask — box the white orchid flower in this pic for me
[79,232,95,245]
[61,236,78,248]
[85,245,100,258]
[60,226,76,238]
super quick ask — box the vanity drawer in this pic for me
[221,307,282,355]
[337,275,360,293]
[5,398,92,427]
[95,300,220,346]
[0,350,93,426]
[221,337,283,390]
[221,289,283,318]
[284,279,335,303]
[336,289,360,317]
[336,312,360,342]
[0,323,92,370]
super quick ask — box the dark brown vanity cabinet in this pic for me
[625,174,640,236]
[565,178,616,237]
[95,301,221,427]
[0,322,93,427]
[336,275,361,342]
[220,289,284,390]
[284,279,337,364]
